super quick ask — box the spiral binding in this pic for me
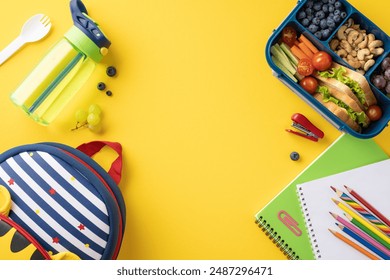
[255,216,299,260]
[297,186,321,259]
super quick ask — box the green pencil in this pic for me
[345,213,390,250]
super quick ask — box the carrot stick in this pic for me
[291,45,310,60]
[298,42,314,59]
[299,34,319,54]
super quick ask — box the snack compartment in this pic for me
[369,52,390,98]
[295,0,352,42]
[328,12,389,77]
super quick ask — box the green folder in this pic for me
[254,133,388,260]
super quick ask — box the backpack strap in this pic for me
[76,141,122,185]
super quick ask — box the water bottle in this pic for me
[10,0,110,125]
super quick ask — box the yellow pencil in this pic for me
[332,198,390,244]
[328,229,380,260]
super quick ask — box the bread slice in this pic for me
[337,62,377,107]
[313,93,361,132]
[318,81,363,114]
[314,62,377,108]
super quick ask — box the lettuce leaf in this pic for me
[317,86,368,127]
[318,67,367,107]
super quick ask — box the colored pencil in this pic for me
[344,185,390,228]
[329,212,390,256]
[331,186,390,236]
[345,213,390,250]
[336,223,389,260]
[331,198,390,245]
[328,228,380,260]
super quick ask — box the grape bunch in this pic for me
[371,57,390,96]
[297,0,347,40]
[72,104,103,133]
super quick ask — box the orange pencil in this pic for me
[328,229,380,260]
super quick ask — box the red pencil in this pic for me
[344,185,390,228]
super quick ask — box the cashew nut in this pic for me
[347,30,360,45]
[354,33,365,45]
[368,40,383,50]
[337,26,347,40]
[346,18,354,27]
[367,34,375,45]
[371,47,384,56]
[330,39,340,51]
[357,48,370,60]
[364,59,375,72]
[336,49,348,58]
[340,40,352,53]
[357,35,368,49]
[348,59,362,69]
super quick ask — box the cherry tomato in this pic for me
[297,58,315,76]
[281,26,297,47]
[366,105,382,121]
[299,76,318,94]
[312,51,333,71]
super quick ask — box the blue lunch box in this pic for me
[266,0,390,138]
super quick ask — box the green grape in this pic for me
[88,104,102,116]
[88,123,102,133]
[87,113,101,126]
[75,109,88,123]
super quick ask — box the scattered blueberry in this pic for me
[97,82,106,91]
[290,152,300,161]
[106,66,117,77]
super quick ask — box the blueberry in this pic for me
[322,0,329,3]
[313,2,322,11]
[340,11,347,18]
[297,11,306,20]
[334,14,341,23]
[322,4,329,13]
[333,9,340,16]
[314,31,323,39]
[306,0,314,8]
[106,90,113,96]
[320,19,328,29]
[290,152,300,161]
[316,10,326,19]
[322,28,330,39]
[327,18,336,28]
[335,1,342,9]
[308,24,319,33]
[305,8,313,17]
[106,66,117,77]
[302,18,310,27]
[329,0,336,4]
[97,82,106,91]
[312,17,320,25]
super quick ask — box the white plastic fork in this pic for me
[0,14,52,65]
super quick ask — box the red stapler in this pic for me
[286,113,324,142]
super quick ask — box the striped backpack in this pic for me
[0,141,125,260]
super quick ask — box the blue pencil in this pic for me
[336,223,389,260]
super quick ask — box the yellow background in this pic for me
[0,0,389,260]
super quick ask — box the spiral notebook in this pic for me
[296,159,390,259]
[254,133,388,260]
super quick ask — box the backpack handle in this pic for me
[76,141,122,184]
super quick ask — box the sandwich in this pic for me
[312,62,376,132]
